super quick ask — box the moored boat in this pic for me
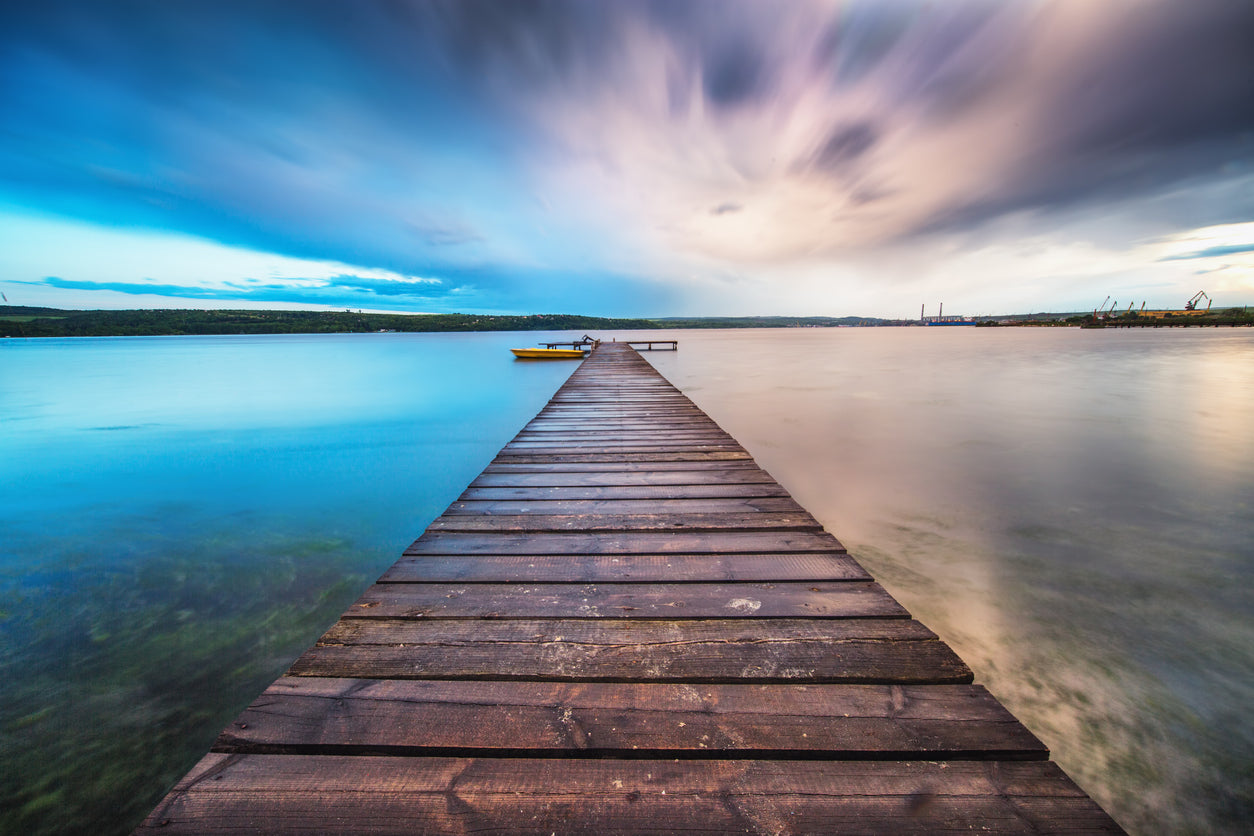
[510,347,587,359]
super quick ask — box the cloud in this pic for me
[812,123,880,172]
[475,0,1254,263]
[702,40,771,108]
[28,273,453,308]
[1159,244,1254,262]
[1,0,1252,315]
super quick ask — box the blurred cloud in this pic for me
[1,0,1252,315]
[1160,245,1254,262]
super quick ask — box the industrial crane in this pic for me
[1184,291,1212,311]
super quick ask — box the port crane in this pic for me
[1184,290,1212,312]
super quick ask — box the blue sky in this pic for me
[2,0,1252,317]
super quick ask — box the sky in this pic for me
[2,0,1253,318]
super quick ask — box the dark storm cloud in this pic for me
[912,0,1254,234]
[703,42,771,108]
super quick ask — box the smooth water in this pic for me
[0,332,578,834]
[636,327,1254,835]
[1,328,1250,834]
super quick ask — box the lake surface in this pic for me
[1,327,1250,834]
[637,327,1253,836]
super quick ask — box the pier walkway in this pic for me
[139,342,1121,833]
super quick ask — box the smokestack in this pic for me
[921,304,925,321]
[939,302,943,321]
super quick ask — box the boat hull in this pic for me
[511,348,587,359]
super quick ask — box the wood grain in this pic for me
[379,553,873,583]
[341,581,907,619]
[216,679,1046,759]
[138,755,1123,834]
[292,617,972,684]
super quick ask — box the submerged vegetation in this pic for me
[0,525,373,835]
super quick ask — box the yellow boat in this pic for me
[510,347,587,359]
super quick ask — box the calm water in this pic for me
[0,332,577,834]
[1,328,1251,834]
[637,327,1254,835]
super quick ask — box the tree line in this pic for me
[0,308,661,338]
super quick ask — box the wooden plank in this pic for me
[536,408,709,417]
[424,512,823,533]
[138,755,1123,834]
[515,429,728,437]
[501,442,746,452]
[516,427,727,436]
[215,679,1046,759]
[470,470,777,487]
[379,553,872,583]
[496,447,749,457]
[405,530,846,555]
[523,416,721,425]
[544,400,695,407]
[342,581,907,619]
[483,460,764,472]
[443,497,809,515]
[293,618,972,684]
[521,418,722,428]
[509,435,736,445]
[459,484,793,499]
[545,403,697,407]
[491,451,755,463]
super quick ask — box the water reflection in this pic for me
[639,327,1254,835]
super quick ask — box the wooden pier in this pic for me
[138,342,1121,833]
[540,338,678,351]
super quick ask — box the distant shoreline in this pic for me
[2,305,1250,338]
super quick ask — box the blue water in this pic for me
[1,327,1251,834]
[0,332,578,834]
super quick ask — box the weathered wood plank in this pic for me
[504,442,740,452]
[444,497,809,515]
[405,530,846,555]
[459,484,793,500]
[500,442,747,453]
[470,470,779,487]
[342,581,907,619]
[518,426,721,432]
[535,409,710,418]
[516,421,722,428]
[379,553,872,583]
[483,460,764,472]
[513,430,733,439]
[496,447,751,458]
[293,618,971,684]
[138,755,1123,834]
[425,512,823,533]
[491,451,756,463]
[215,679,1046,759]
